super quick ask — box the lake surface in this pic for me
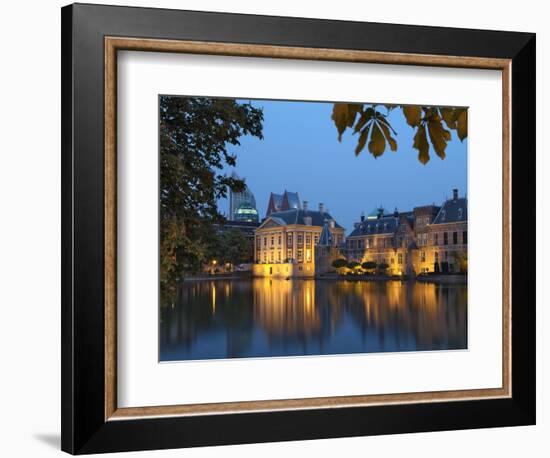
[159,279,467,361]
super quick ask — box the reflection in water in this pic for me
[160,279,467,361]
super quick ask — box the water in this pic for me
[159,278,467,361]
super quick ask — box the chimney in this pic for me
[329,219,335,229]
[453,189,458,201]
[319,202,324,214]
[360,212,365,222]
[303,200,308,212]
[394,207,399,218]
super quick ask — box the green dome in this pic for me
[234,202,259,222]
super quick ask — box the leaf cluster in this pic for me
[332,103,467,164]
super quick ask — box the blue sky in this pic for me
[220,99,467,233]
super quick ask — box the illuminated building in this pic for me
[228,171,259,223]
[253,200,345,278]
[345,189,467,275]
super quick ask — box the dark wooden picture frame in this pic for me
[61,3,535,454]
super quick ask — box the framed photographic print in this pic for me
[61,3,536,454]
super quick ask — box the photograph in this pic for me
[159,95,469,361]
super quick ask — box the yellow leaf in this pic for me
[355,124,371,156]
[413,125,430,164]
[346,104,363,127]
[457,109,468,141]
[440,108,457,129]
[378,121,397,151]
[368,123,386,157]
[331,103,348,141]
[403,105,422,127]
[427,119,451,159]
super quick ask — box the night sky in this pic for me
[220,98,467,233]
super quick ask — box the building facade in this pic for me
[253,202,345,278]
[345,189,467,276]
[228,171,259,223]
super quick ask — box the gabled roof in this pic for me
[432,197,467,225]
[259,209,343,229]
[282,191,301,210]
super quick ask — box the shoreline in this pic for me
[182,273,467,284]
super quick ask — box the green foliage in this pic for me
[347,261,361,269]
[331,258,348,269]
[160,96,263,302]
[332,103,467,164]
[215,228,250,268]
[361,261,377,270]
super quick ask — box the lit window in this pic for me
[420,251,426,262]
[297,249,303,262]
[398,253,403,264]
[306,234,311,246]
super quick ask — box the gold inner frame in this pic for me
[104,37,512,421]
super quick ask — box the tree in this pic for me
[361,261,377,271]
[331,258,348,269]
[452,251,468,274]
[378,262,390,273]
[218,228,250,269]
[347,261,361,269]
[331,104,467,164]
[160,96,263,302]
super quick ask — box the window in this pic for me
[287,248,292,260]
[358,239,363,249]
[271,236,274,246]
[306,249,312,262]
[287,233,293,247]
[463,230,468,244]
[398,253,403,264]
[263,237,267,247]
[297,249,303,262]
[278,235,282,245]
[443,232,448,245]
[453,231,458,244]
[458,208,463,219]
[391,257,395,264]
[306,234,311,246]
[297,234,303,245]
[270,251,274,262]
[263,252,267,263]
[256,237,261,249]
[420,251,426,262]
[277,250,281,262]
[434,252,439,263]
[314,235,319,245]
[434,233,439,245]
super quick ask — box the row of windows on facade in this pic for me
[255,233,344,249]
[256,248,313,264]
[347,230,467,250]
[350,250,456,265]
